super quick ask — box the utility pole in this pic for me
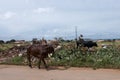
[75,26,78,49]
[75,26,78,41]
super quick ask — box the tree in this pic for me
[0,40,4,44]
[10,39,16,43]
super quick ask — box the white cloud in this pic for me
[25,0,30,4]
[0,0,120,40]
[0,11,16,20]
[33,7,54,14]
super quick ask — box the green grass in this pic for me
[1,41,120,69]
[50,42,120,69]
[1,56,24,65]
[0,43,14,51]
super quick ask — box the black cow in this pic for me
[76,40,97,48]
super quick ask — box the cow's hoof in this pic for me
[45,66,48,69]
[38,66,41,69]
[29,65,32,68]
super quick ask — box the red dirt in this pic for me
[0,65,120,80]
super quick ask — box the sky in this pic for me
[0,0,120,41]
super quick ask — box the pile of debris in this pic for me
[0,45,29,63]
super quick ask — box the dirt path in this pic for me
[0,65,120,80]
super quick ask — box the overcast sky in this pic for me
[0,0,120,40]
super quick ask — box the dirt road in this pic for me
[0,65,120,80]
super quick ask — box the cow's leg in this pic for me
[42,58,48,69]
[76,42,79,48]
[27,54,32,68]
[38,58,41,69]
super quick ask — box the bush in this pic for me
[5,56,24,65]
[50,45,120,69]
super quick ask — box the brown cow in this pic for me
[27,44,54,69]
